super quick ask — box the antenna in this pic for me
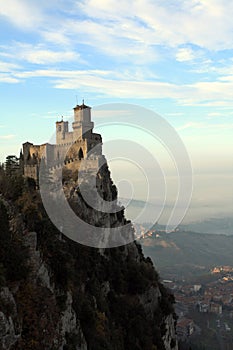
[75,95,78,105]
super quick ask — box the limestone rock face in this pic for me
[0,160,178,350]
[163,315,178,350]
[0,245,88,349]
[58,292,87,350]
[139,285,161,319]
[0,288,19,350]
[0,311,18,349]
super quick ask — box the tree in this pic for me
[5,155,19,176]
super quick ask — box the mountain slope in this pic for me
[0,164,178,350]
[142,231,233,279]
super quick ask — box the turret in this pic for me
[72,101,94,140]
[56,119,69,144]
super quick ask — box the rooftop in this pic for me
[73,101,90,110]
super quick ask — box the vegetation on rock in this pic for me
[0,158,177,350]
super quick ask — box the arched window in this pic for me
[78,148,84,160]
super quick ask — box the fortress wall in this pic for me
[52,144,70,162]
[64,159,81,172]
[29,145,47,159]
[49,156,104,174]
[52,139,88,160]
[23,143,32,162]
[63,132,73,144]
[67,139,88,159]
[24,165,38,180]
[79,157,105,172]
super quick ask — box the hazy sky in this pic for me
[0,0,232,223]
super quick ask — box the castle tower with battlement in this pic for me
[22,102,103,182]
[72,102,94,140]
[56,102,95,145]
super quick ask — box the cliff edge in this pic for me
[0,158,178,350]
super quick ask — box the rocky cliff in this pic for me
[0,162,178,350]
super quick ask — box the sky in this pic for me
[0,0,233,224]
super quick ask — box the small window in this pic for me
[78,148,84,160]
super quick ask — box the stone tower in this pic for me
[72,101,94,140]
[56,119,69,144]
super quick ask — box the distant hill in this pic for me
[143,217,233,236]
[141,231,233,280]
[119,197,233,236]
[180,217,233,235]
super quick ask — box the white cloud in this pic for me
[58,18,159,63]
[73,0,233,51]
[177,122,204,131]
[93,109,133,119]
[20,48,79,65]
[2,0,233,60]
[166,112,185,117]
[1,0,233,72]
[8,67,233,107]
[1,43,82,65]
[0,74,19,83]
[0,134,15,139]
[0,0,42,28]
[206,112,230,118]
[0,61,20,72]
[54,76,233,108]
[177,121,233,131]
[42,115,59,119]
[206,112,223,119]
[219,74,233,82]
[1,0,233,106]
[14,69,115,79]
[42,31,71,46]
[0,59,21,84]
[176,48,196,62]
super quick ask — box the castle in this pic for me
[22,102,103,182]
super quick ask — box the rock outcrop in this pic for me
[0,160,178,350]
